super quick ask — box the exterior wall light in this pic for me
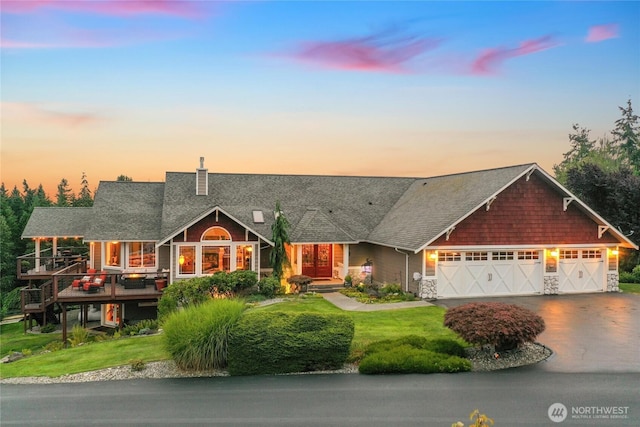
[361,258,373,274]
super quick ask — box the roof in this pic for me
[21,207,93,238]
[85,181,165,241]
[21,163,638,250]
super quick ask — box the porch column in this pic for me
[296,245,303,275]
[35,238,41,272]
[342,244,349,278]
[52,237,58,258]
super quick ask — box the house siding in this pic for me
[173,211,259,243]
[430,174,620,246]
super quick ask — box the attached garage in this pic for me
[437,250,543,298]
[558,249,605,293]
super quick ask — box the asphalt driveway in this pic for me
[435,293,640,373]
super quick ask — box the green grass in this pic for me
[619,283,640,294]
[0,322,62,358]
[1,295,458,379]
[0,334,167,379]
[258,295,460,348]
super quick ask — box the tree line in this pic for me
[0,174,132,317]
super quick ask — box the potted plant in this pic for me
[344,275,352,287]
[155,278,167,291]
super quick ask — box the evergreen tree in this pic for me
[116,175,133,181]
[612,99,640,174]
[55,178,73,206]
[269,202,290,281]
[74,172,93,207]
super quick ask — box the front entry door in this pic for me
[302,244,333,278]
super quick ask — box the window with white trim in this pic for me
[438,252,461,262]
[128,242,156,268]
[560,250,579,259]
[518,251,539,260]
[492,251,514,261]
[465,252,488,261]
[582,250,602,259]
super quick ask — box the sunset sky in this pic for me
[2,1,639,196]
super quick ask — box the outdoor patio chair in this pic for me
[72,268,97,289]
[83,271,107,293]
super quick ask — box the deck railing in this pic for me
[17,247,88,278]
[20,281,54,312]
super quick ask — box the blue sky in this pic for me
[1,1,639,195]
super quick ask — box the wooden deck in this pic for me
[57,282,163,303]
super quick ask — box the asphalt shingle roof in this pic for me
[21,163,547,250]
[21,207,93,238]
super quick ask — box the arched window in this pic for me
[201,226,231,241]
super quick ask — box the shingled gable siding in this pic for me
[172,211,259,243]
[430,173,620,246]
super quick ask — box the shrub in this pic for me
[287,275,312,293]
[228,311,354,375]
[358,345,471,374]
[620,265,640,284]
[379,283,402,296]
[130,359,146,372]
[357,335,470,374]
[444,302,545,352]
[228,270,258,293]
[68,325,89,347]
[257,276,282,299]
[44,340,64,352]
[122,319,159,336]
[163,298,246,370]
[158,277,212,321]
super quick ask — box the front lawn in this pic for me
[1,295,459,379]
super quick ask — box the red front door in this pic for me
[301,244,333,278]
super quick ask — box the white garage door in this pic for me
[437,250,543,298]
[558,249,604,293]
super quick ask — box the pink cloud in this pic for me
[585,24,619,43]
[1,0,202,18]
[2,102,102,127]
[290,30,441,73]
[471,35,557,75]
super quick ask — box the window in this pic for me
[128,242,156,268]
[424,251,436,276]
[202,246,230,273]
[106,242,121,267]
[202,226,231,241]
[492,251,514,261]
[438,252,461,262]
[179,246,195,275]
[518,251,539,260]
[465,252,488,261]
[560,250,579,259]
[582,250,602,259]
[608,250,618,271]
[236,245,254,270]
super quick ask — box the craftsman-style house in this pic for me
[19,159,637,329]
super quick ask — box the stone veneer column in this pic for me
[607,273,620,292]
[420,279,438,300]
[543,275,559,294]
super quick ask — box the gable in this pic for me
[171,210,259,243]
[430,173,621,247]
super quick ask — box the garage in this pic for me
[436,250,543,298]
[558,249,605,293]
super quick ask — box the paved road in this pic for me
[1,371,638,426]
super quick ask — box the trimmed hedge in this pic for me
[227,311,354,375]
[359,346,471,374]
[358,335,471,374]
[163,298,246,370]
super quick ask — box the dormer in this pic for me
[196,157,208,196]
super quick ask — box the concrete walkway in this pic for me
[322,292,432,311]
